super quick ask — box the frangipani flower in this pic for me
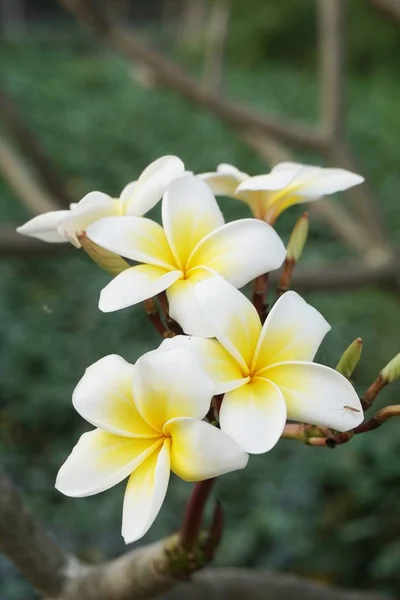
[56,348,248,544]
[163,278,363,454]
[86,175,286,336]
[199,162,364,223]
[17,155,185,247]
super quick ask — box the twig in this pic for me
[203,0,231,92]
[361,374,388,410]
[251,274,269,319]
[0,87,73,208]
[327,404,400,447]
[143,297,170,338]
[363,0,400,25]
[0,135,59,214]
[181,479,216,552]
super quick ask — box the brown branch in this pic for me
[317,0,389,250]
[363,0,400,25]
[58,0,327,152]
[0,135,59,214]
[0,466,74,597]
[181,479,216,551]
[203,0,231,92]
[327,404,400,447]
[0,87,74,208]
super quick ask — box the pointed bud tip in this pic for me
[286,213,310,262]
[380,352,400,384]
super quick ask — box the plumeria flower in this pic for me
[56,348,248,544]
[162,278,363,454]
[86,175,286,336]
[16,155,185,247]
[199,162,364,223]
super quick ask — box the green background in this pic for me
[1,2,400,597]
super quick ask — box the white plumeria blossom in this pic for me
[162,278,363,454]
[199,161,364,223]
[86,175,286,336]
[56,348,248,544]
[16,155,185,248]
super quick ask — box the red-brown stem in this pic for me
[276,258,295,298]
[252,274,269,318]
[203,501,224,561]
[180,478,216,552]
[143,298,168,337]
[361,374,388,409]
[157,291,184,335]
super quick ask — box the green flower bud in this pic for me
[286,212,309,262]
[336,338,363,378]
[78,232,130,276]
[380,352,400,384]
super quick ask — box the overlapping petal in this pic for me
[98,265,182,313]
[220,377,287,454]
[199,163,248,197]
[162,175,224,268]
[187,219,286,287]
[166,267,217,337]
[133,347,214,432]
[195,277,261,373]
[87,216,177,269]
[253,291,330,373]
[58,192,120,247]
[16,210,70,243]
[161,336,248,394]
[165,417,248,481]
[72,354,159,438]
[122,155,185,216]
[122,440,170,543]
[263,361,363,431]
[55,430,162,497]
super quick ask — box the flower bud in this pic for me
[286,212,309,262]
[78,232,130,276]
[380,352,400,384]
[336,338,363,378]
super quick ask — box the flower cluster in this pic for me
[18,156,365,544]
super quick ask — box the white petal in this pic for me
[122,440,170,543]
[166,270,218,337]
[289,166,365,198]
[55,430,162,497]
[188,219,286,287]
[253,291,331,374]
[119,180,137,206]
[87,215,176,268]
[99,265,182,313]
[123,155,185,216]
[199,163,248,197]
[236,169,297,193]
[58,192,119,247]
[17,210,70,243]
[165,418,248,481]
[133,347,215,432]
[220,377,287,454]
[72,355,159,437]
[161,336,249,394]
[263,361,364,431]
[162,175,224,268]
[195,276,261,374]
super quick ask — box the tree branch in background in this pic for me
[363,0,400,25]
[0,466,73,597]
[0,135,60,214]
[317,0,389,251]
[0,88,74,208]
[203,0,231,91]
[58,0,327,152]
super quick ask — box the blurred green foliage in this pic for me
[0,20,400,599]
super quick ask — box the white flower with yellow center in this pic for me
[16,155,185,247]
[199,162,364,223]
[86,175,286,336]
[56,348,248,544]
[162,278,363,454]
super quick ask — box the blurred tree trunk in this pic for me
[180,0,206,46]
[0,0,25,40]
